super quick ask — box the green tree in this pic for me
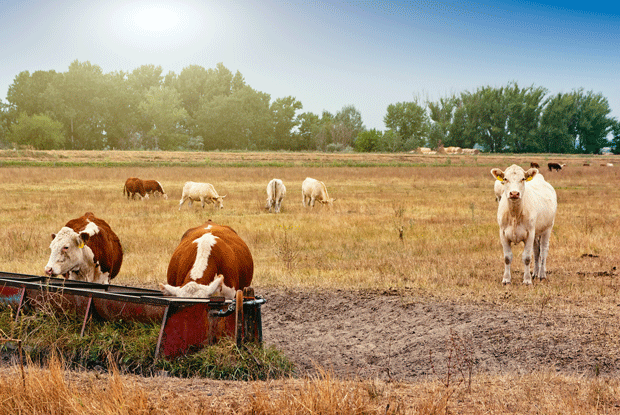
[139,86,188,150]
[295,112,320,150]
[573,89,615,154]
[355,129,382,152]
[427,95,458,148]
[198,85,271,150]
[271,96,302,149]
[504,83,547,153]
[384,100,429,150]
[539,92,578,153]
[9,113,66,149]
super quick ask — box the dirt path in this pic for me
[261,288,620,382]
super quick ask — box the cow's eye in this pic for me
[63,246,69,251]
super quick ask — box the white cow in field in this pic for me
[302,177,335,207]
[493,178,503,202]
[491,165,557,285]
[178,181,226,210]
[266,178,286,213]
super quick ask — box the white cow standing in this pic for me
[266,178,286,213]
[178,181,226,210]
[302,177,335,208]
[491,165,557,285]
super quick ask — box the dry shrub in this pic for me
[0,354,151,415]
[249,368,403,414]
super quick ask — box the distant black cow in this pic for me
[548,162,565,172]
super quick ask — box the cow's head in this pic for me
[45,227,94,279]
[321,198,336,206]
[215,195,226,209]
[491,164,537,202]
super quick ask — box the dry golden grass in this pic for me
[1,150,620,413]
[0,358,619,414]
[1,151,618,311]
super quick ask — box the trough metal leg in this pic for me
[235,290,244,347]
[14,287,26,322]
[154,304,171,360]
[80,295,93,337]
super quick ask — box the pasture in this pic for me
[1,150,620,413]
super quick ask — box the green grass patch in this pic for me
[0,305,294,380]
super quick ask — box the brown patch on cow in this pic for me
[64,212,123,281]
[166,220,253,292]
[123,177,148,199]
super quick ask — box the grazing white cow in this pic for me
[266,178,286,213]
[302,177,335,207]
[178,181,226,210]
[491,165,557,285]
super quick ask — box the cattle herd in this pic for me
[41,161,592,295]
[44,176,335,299]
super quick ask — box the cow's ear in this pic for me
[525,168,538,181]
[490,168,504,181]
[221,195,226,198]
[78,232,90,248]
[51,233,56,241]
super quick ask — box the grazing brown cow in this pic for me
[45,212,123,284]
[143,179,168,199]
[123,177,149,200]
[547,162,565,172]
[530,162,540,169]
[160,221,254,299]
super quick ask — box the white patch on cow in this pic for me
[189,230,218,281]
[159,276,234,299]
[83,220,100,236]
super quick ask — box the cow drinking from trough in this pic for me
[45,212,123,284]
[491,165,557,285]
[302,177,335,208]
[143,180,168,199]
[266,178,286,213]
[179,181,226,210]
[160,221,253,299]
[123,177,149,200]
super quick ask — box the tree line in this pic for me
[1,60,618,153]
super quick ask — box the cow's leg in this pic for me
[500,234,513,284]
[275,200,281,213]
[310,197,316,207]
[178,196,187,210]
[532,235,542,280]
[521,233,535,285]
[537,229,552,280]
[200,197,206,208]
[302,194,307,207]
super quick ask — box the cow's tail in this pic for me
[123,184,127,196]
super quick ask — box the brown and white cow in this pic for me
[178,181,226,210]
[159,221,253,299]
[45,212,123,284]
[302,177,335,207]
[266,178,286,213]
[491,165,557,285]
[547,162,565,171]
[143,179,168,199]
[530,162,540,169]
[123,177,149,200]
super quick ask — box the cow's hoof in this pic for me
[502,281,511,285]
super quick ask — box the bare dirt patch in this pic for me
[260,287,620,382]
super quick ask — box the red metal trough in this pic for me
[0,271,264,358]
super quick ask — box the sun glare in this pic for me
[134,6,179,32]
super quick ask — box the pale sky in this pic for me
[1,0,618,131]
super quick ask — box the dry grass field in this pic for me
[1,150,620,413]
